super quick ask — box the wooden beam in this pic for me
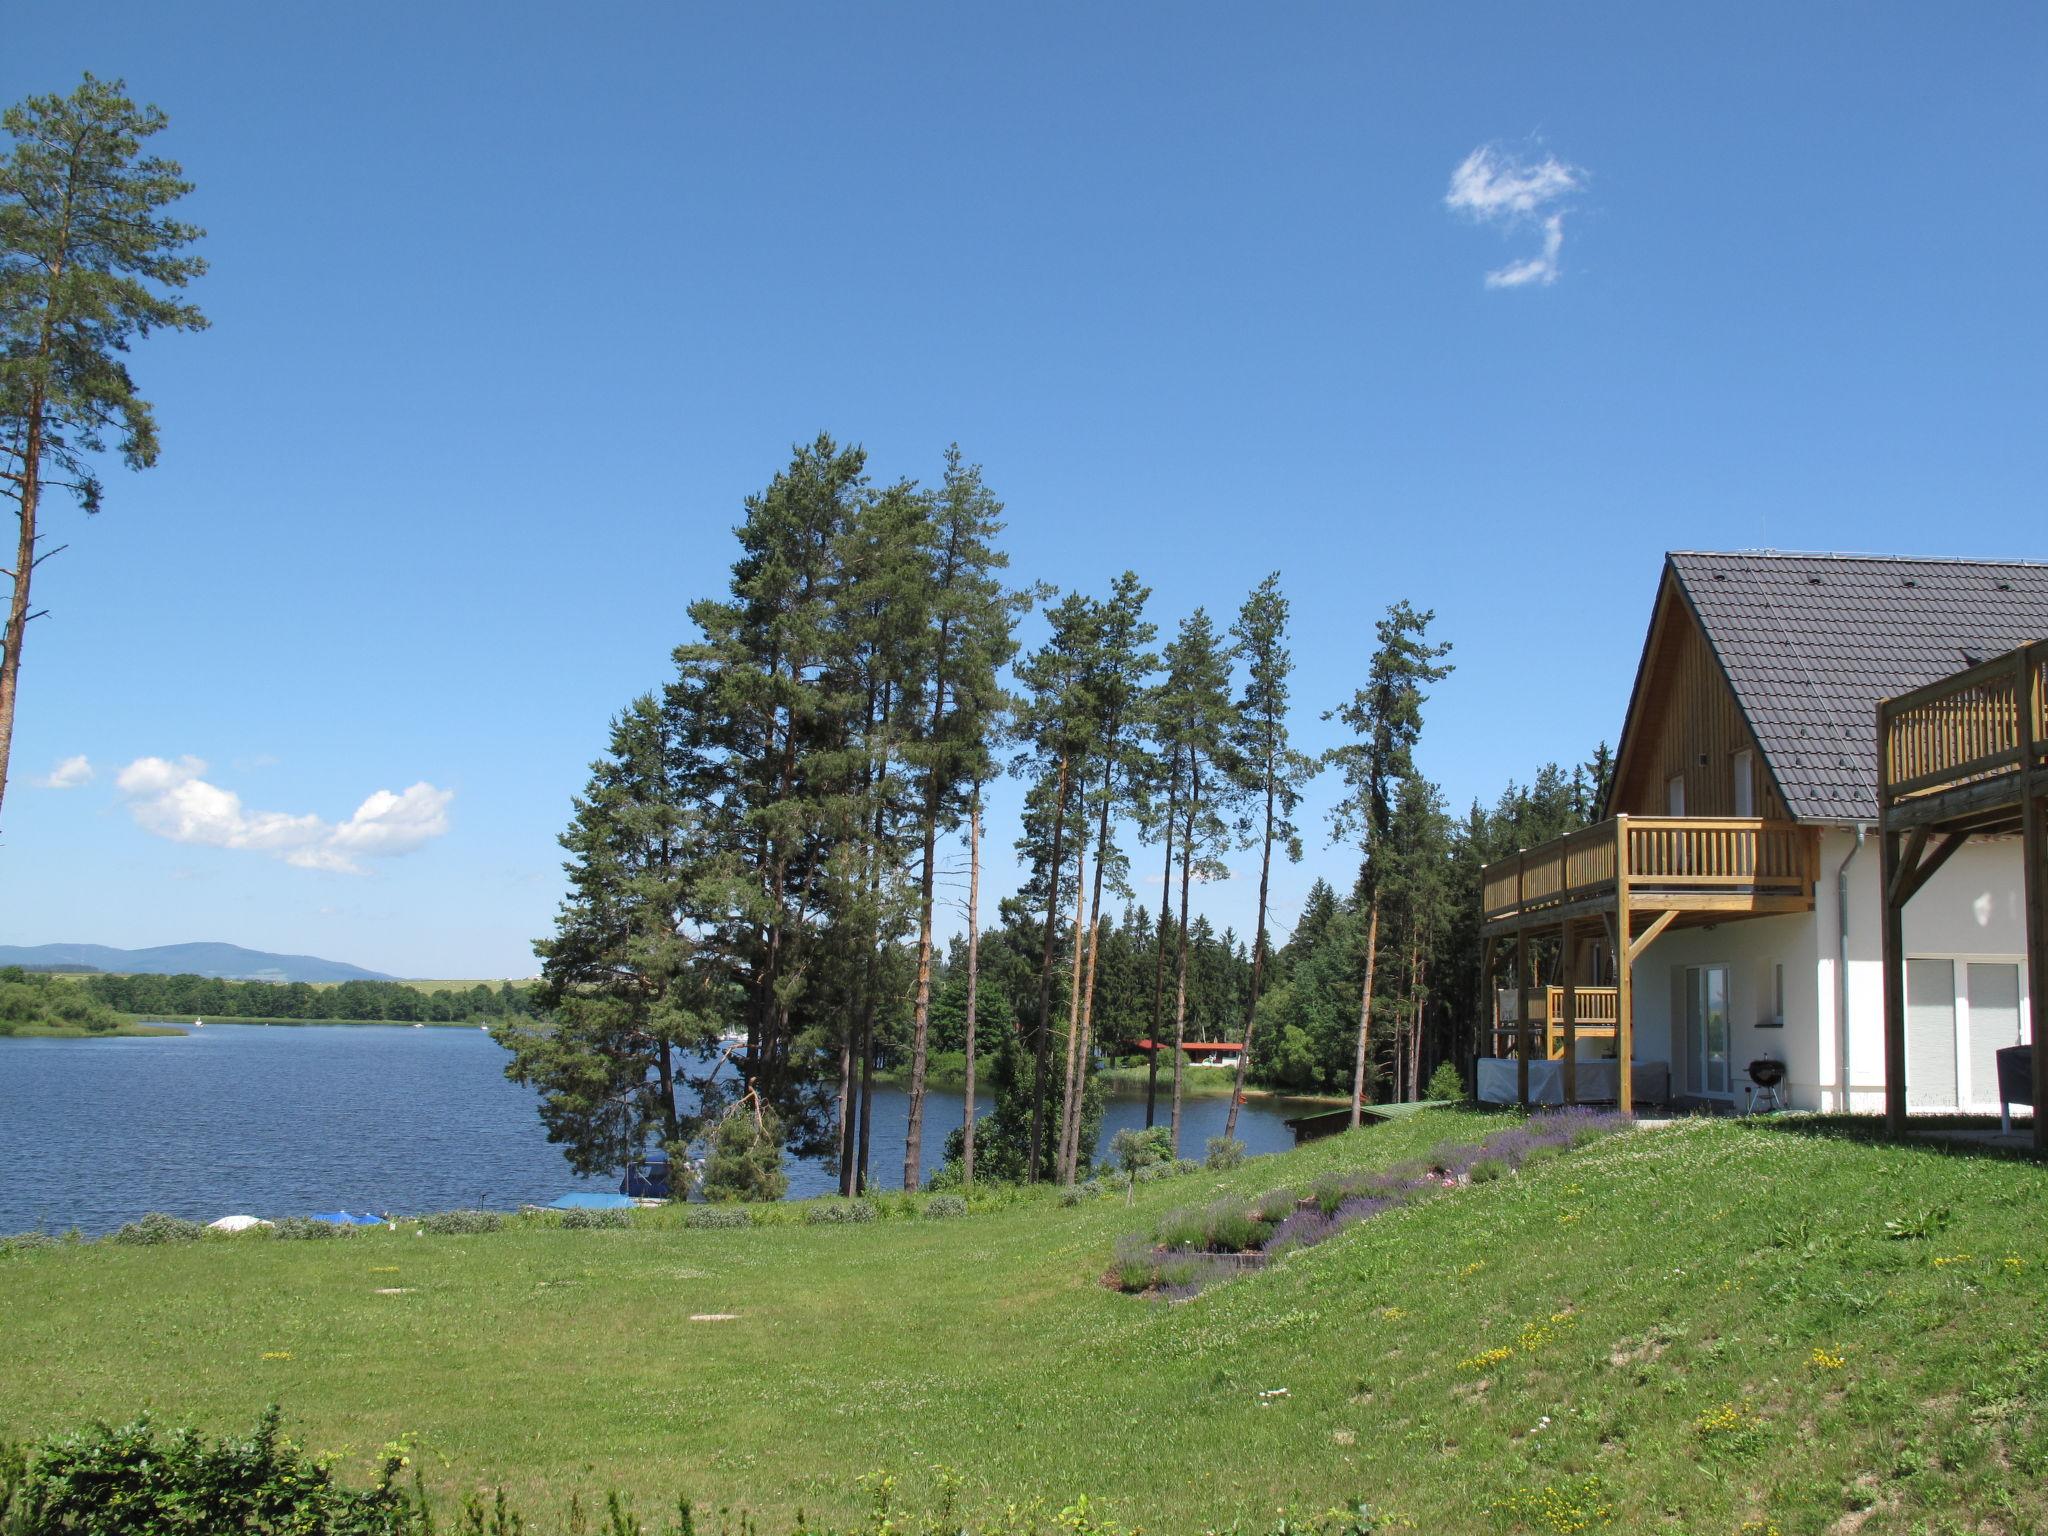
[2024,787,2048,1155]
[1881,825,1908,1137]
[1628,908,1679,966]
[1515,928,1531,1109]
[1886,826,1930,908]
[1561,924,1579,1108]
[1615,815,1633,1115]
[1891,830,1973,910]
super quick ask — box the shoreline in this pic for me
[0,1021,187,1040]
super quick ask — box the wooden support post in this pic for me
[1478,935,1497,1080]
[1515,927,1531,1109]
[1615,816,1633,1115]
[1881,824,1908,1137]
[2023,783,2048,1155]
[1561,923,1579,1108]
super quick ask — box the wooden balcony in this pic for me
[1490,985,1620,1059]
[1880,639,2048,834]
[1481,815,1819,936]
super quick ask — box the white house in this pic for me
[1479,550,2046,1115]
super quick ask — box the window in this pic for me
[1763,961,1784,1027]
[1904,958,2031,1110]
[1732,749,1755,817]
[1666,774,1686,815]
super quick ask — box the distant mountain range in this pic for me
[0,942,396,984]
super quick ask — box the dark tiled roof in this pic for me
[1669,551,2048,821]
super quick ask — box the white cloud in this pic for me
[114,756,453,874]
[1445,145,1585,289]
[34,754,94,789]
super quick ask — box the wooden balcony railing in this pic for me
[1491,985,1621,1059]
[1482,816,1819,927]
[1880,639,2048,810]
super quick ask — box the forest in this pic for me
[493,435,1614,1195]
[80,973,539,1024]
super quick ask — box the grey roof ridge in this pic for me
[1670,548,2048,568]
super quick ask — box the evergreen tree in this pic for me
[1325,600,1453,1125]
[1222,574,1315,1137]
[0,75,207,825]
[495,695,723,1175]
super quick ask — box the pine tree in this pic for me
[1326,601,1453,1126]
[0,75,207,826]
[1222,575,1315,1138]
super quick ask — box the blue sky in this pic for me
[3,4,2043,977]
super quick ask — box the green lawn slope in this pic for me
[3,1112,2044,1533]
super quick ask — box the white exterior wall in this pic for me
[1629,827,2031,1113]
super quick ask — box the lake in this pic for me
[0,1024,1325,1234]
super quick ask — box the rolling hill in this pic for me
[0,942,395,984]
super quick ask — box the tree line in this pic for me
[82,972,539,1024]
[498,433,1585,1196]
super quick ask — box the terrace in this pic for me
[1878,639,2048,1148]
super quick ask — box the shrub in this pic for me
[1520,1143,1567,1170]
[109,1212,204,1246]
[701,1101,789,1204]
[1110,1125,1174,1176]
[0,1409,416,1533]
[1155,1205,1208,1250]
[1172,1158,1202,1176]
[1059,1185,1091,1208]
[1424,1061,1467,1102]
[1112,1234,1158,1293]
[922,1194,968,1220]
[1203,1199,1269,1253]
[560,1206,633,1230]
[1204,1135,1246,1171]
[1252,1188,1298,1224]
[803,1198,877,1225]
[1,1230,60,1254]
[1467,1158,1508,1184]
[421,1209,502,1235]
[1133,1163,1167,1184]
[273,1216,353,1241]
[684,1204,751,1230]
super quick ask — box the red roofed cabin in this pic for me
[1132,1039,1246,1068]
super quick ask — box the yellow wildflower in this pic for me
[1808,1347,1845,1371]
[260,1350,293,1361]
[1458,1345,1514,1372]
[1377,1306,1407,1321]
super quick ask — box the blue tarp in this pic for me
[549,1192,637,1210]
[310,1211,383,1226]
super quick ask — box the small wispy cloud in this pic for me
[1445,144,1585,289]
[114,755,453,874]
[35,754,94,789]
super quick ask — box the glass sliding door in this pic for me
[1686,965,1731,1098]
[1965,962,2023,1110]
[1905,958,1958,1110]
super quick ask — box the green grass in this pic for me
[4,1113,2046,1532]
[0,1019,185,1038]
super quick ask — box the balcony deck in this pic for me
[1481,816,1819,937]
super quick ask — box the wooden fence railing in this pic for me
[1482,816,1817,923]
[1880,638,2048,806]
[1491,985,1621,1058]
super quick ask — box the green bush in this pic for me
[922,1194,968,1220]
[684,1204,751,1230]
[1171,1158,1202,1176]
[1110,1125,1174,1176]
[803,1198,877,1226]
[1252,1188,1298,1224]
[1059,1185,1093,1208]
[421,1209,502,1235]
[0,1408,415,1533]
[1,1230,61,1254]
[1424,1061,1466,1102]
[560,1206,633,1230]
[109,1212,204,1246]
[273,1216,354,1241]
[701,1102,789,1204]
[1204,1135,1246,1171]
[1467,1158,1508,1184]
[1203,1199,1268,1253]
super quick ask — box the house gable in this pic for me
[1607,565,1791,820]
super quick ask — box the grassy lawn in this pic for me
[4,1112,2046,1532]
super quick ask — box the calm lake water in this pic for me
[0,1025,1321,1235]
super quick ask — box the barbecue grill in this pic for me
[1745,1056,1786,1114]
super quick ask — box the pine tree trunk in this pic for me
[1063,782,1112,1182]
[1349,892,1381,1128]
[1169,759,1200,1156]
[962,784,982,1189]
[1027,752,1070,1183]
[1225,770,1278,1139]
[902,665,950,1191]
[836,1033,858,1197]
[0,399,42,830]
[856,1006,877,1194]
[1056,837,1089,1185]
[1144,768,1179,1129]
